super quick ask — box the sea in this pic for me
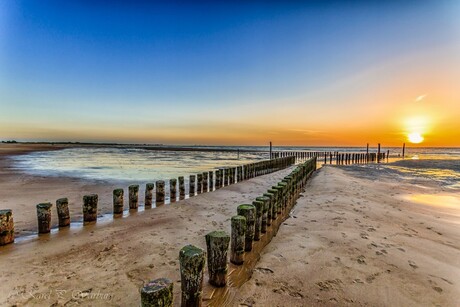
[8,146,460,191]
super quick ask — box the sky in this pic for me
[1,1,459,146]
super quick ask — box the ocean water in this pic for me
[8,146,460,189]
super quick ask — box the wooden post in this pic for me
[140,278,173,307]
[208,171,213,191]
[197,173,203,194]
[366,143,369,163]
[0,209,14,245]
[170,179,177,202]
[36,202,52,233]
[189,175,196,197]
[251,200,263,241]
[156,181,165,205]
[269,141,272,160]
[387,150,390,162]
[215,170,221,190]
[230,215,246,265]
[237,204,256,251]
[179,176,185,199]
[377,143,381,163]
[179,245,206,307]
[83,194,98,223]
[145,183,154,208]
[113,188,124,214]
[205,230,230,287]
[56,198,70,227]
[129,184,139,210]
[402,143,406,158]
[202,172,208,193]
[256,196,270,233]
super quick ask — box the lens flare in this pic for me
[408,132,424,144]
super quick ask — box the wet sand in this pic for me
[1,145,459,306]
[233,166,460,306]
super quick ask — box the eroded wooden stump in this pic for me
[179,245,206,307]
[145,183,154,208]
[56,197,70,227]
[113,188,124,215]
[140,278,173,307]
[37,202,52,233]
[170,179,177,202]
[0,209,14,245]
[83,194,98,223]
[156,181,165,205]
[205,230,230,287]
[230,215,246,265]
[129,184,139,210]
[237,204,255,251]
[179,176,185,199]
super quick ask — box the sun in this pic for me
[408,132,424,144]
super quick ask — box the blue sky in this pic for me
[1,1,459,145]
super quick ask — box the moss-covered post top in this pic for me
[37,202,53,210]
[0,209,12,215]
[113,188,124,196]
[146,183,155,190]
[205,230,229,241]
[180,244,205,260]
[83,194,98,201]
[129,184,139,190]
[140,278,174,307]
[237,204,255,212]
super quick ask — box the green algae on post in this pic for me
[83,194,98,223]
[129,184,139,210]
[56,197,70,227]
[145,183,154,208]
[256,196,270,233]
[237,204,255,251]
[230,215,246,265]
[36,202,53,233]
[156,180,165,205]
[140,278,174,307]
[0,209,14,245]
[208,171,214,191]
[178,176,185,199]
[197,173,203,195]
[205,230,230,287]
[179,244,206,307]
[170,178,177,202]
[113,188,124,215]
[251,200,264,240]
[189,175,196,197]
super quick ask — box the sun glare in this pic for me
[408,132,424,144]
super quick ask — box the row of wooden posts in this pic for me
[272,150,390,165]
[0,156,295,246]
[140,157,317,307]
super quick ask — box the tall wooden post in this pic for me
[377,143,381,163]
[179,245,206,307]
[230,215,246,265]
[402,143,406,158]
[205,231,230,287]
[269,141,272,160]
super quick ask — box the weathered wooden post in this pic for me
[402,142,406,158]
[230,215,246,265]
[179,176,185,199]
[197,173,203,195]
[56,198,70,227]
[156,181,165,205]
[145,183,154,208]
[202,172,208,193]
[215,170,221,189]
[377,143,381,163]
[237,204,255,251]
[208,171,214,191]
[252,200,263,240]
[189,175,196,197]
[256,196,270,233]
[205,231,230,287]
[266,190,277,221]
[37,202,52,233]
[170,179,177,202]
[179,245,206,307]
[0,209,14,245]
[83,194,98,223]
[140,278,174,307]
[129,184,139,210]
[113,188,124,215]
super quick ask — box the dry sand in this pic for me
[1,145,459,306]
[233,165,460,306]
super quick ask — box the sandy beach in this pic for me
[0,146,459,306]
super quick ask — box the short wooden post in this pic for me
[179,245,206,307]
[189,175,196,196]
[129,184,139,210]
[140,278,174,307]
[113,188,124,214]
[145,183,154,208]
[83,194,98,223]
[237,204,255,251]
[256,196,270,233]
[37,202,52,233]
[202,172,208,193]
[208,171,214,191]
[0,209,14,245]
[156,180,165,205]
[230,215,246,265]
[56,198,70,227]
[215,170,221,189]
[197,173,203,194]
[205,231,230,287]
[252,200,263,241]
[170,179,177,202]
[179,176,185,199]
